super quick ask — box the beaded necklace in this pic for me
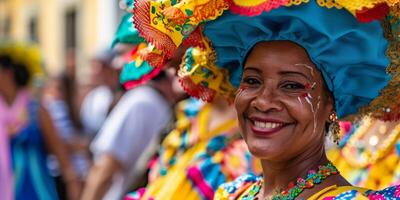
[240,162,339,200]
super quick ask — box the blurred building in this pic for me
[0,0,121,80]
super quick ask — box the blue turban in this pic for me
[203,1,390,118]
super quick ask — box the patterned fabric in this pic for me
[113,12,161,90]
[131,0,400,121]
[119,43,162,90]
[214,174,400,200]
[10,99,59,200]
[124,98,261,200]
[328,118,400,190]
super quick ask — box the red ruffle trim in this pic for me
[183,27,207,49]
[356,2,390,23]
[122,67,162,90]
[133,0,177,58]
[139,49,167,68]
[179,76,216,102]
[228,0,289,16]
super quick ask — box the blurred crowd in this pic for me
[1,1,399,200]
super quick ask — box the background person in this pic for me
[0,43,81,200]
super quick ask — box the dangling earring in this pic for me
[328,112,340,145]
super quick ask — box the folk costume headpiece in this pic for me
[0,42,44,87]
[131,0,400,120]
[113,6,162,90]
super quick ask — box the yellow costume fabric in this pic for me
[125,99,261,200]
[328,119,400,190]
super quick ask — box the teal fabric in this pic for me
[112,13,145,48]
[113,12,155,88]
[203,1,390,118]
[120,61,154,84]
[11,100,58,200]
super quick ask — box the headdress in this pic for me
[130,0,400,120]
[0,42,44,87]
[112,7,161,90]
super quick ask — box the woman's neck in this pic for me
[260,142,328,197]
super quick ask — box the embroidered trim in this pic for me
[133,0,177,58]
[286,0,310,6]
[316,0,343,9]
[228,0,289,16]
[178,46,237,102]
[360,10,400,121]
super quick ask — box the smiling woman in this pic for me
[236,41,333,162]
[129,0,400,199]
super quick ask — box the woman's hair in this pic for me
[0,55,31,87]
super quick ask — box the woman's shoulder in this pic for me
[310,184,400,200]
[214,173,262,200]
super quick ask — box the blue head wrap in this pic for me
[203,1,390,118]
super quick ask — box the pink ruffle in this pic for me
[187,167,215,200]
[228,0,289,16]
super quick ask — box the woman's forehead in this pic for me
[249,41,313,62]
[245,41,318,78]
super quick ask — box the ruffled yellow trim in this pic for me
[386,0,400,6]
[287,0,310,6]
[316,0,343,9]
[178,46,237,101]
[288,0,389,16]
[162,0,228,25]
[336,0,386,15]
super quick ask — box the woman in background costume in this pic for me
[113,2,261,199]
[0,43,80,200]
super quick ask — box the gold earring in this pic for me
[328,112,340,145]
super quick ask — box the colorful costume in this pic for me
[114,3,262,199]
[328,119,400,190]
[214,174,400,199]
[0,43,57,200]
[127,0,400,198]
[9,95,59,200]
[125,98,261,200]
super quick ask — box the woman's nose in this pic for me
[250,86,283,113]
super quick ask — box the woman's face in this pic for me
[235,41,333,161]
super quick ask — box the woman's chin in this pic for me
[246,142,280,160]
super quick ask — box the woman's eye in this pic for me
[282,83,305,90]
[242,77,261,85]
